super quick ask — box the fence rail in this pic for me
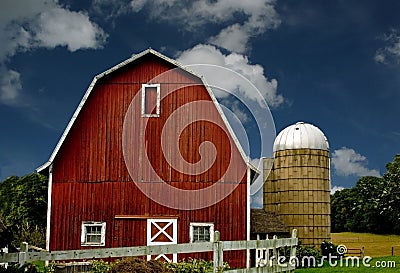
[345,247,365,258]
[0,230,297,273]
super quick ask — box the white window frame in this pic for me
[141,83,160,117]
[81,221,106,246]
[189,222,214,243]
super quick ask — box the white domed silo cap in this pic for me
[273,121,329,152]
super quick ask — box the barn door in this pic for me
[147,219,178,262]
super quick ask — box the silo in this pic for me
[264,122,330,246]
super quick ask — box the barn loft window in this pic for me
[81,222,106,246]
[190,223,214,243]
[141,84,160,117]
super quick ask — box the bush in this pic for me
[38,257,227,273]
[295,242,322,268]
[166,258,229,273]
[147,259,170,273]
[90,260,112,273]
[110,257,170,273]
[167,259,210,273]
[320,240,341,258]
[0,263,38,273]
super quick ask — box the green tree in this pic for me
[331,154,400,234]
[0,173,48,247]
[0,212,13,248]
[331,188,355,232]
[350,176,390,233]
[380,154,400,233]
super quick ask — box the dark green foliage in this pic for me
[331,154,400,234]
[83,258,227,273]
[0,213,13,248]
[166,258,225,272]
[110,257,171,273]
[90,260,112,273]
[295,242,322,268]
[147,259,171,273]
[0,263,38,273]
[330,188,356,232]
[320,240,340,258]
[381,154,400,233]
[0,173,47,248]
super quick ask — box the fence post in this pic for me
[290,229,297,257]
[289,229,297,271]
[18,242,28,267]
[0,247,8,269]
[271,235,278,271]
[213,231,223,273]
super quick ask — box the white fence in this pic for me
[0,230,297,273]
[0,247,8,269]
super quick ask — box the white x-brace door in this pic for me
[147,219,178,262]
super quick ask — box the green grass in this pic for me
[295,256,400,272]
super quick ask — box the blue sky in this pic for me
[1,0,400,206]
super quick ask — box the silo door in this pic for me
[147,218,178,262]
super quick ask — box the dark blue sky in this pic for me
[1,1,400,205]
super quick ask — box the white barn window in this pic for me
[81,222,106,246]
[141,84,160,117]
[190,223,214,243]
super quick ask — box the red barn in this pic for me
[38,49,255,267]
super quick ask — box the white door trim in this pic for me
[147,218,178,262]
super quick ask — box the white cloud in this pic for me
[0,68,22,104]
[208,24,250,54]
[229,100,250,124]
[332,147,381,177]
[330,185,345,195]
[130,0,147,12]
[0,0,107,104]
[0,0,107,61]
[177,44,284,108]
[375,29,400,64]
[123,0,280,53]
[33,7,107,52]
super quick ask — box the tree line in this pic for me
[331,154,400,234]
[0,173,47,249]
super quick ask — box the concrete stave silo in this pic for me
[264,122,331,246]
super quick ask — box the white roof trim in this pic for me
[37,48,251,173]
[199,75,250,165]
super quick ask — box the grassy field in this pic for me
[296,233,400,272]
[331,232,400,257]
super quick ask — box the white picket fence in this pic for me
[0,230,297,273]
[0,247,8,269]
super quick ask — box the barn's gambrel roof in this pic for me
[37,48,255,173]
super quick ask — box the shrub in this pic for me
[90,260,112,273]
[166,258,228,273]
[110,257,171,273]
[110,257,149,273]
[0,263,38,273]
[146,259,170,273]
[321,240,341,258]
[295,242,322,268]
[39,257,227,273]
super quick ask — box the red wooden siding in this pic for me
[50,54,248,267]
